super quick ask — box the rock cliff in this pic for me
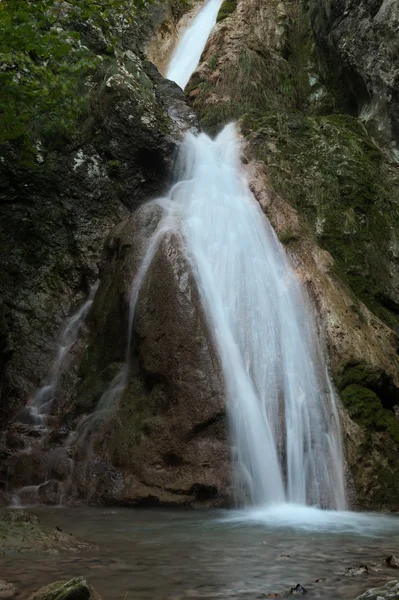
[1,0,399,511]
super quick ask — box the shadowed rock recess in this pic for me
[0,0,399,510]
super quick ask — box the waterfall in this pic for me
[161,125,346,509]
[166,0,223,90]
[54,0,345,509]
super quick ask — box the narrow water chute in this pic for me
[166,0,223,89]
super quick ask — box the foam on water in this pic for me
[224,503,399,536]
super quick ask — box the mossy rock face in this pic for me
[216,0,237,22]
[242,112,399,330]
[188,0,399,331]
[29,577,100,600]
[336,362,399,509]
[341,385,399,444]
[337,362,399,445]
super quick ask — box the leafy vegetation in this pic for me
[0,0,140,149]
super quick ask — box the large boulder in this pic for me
[50,202,229,507]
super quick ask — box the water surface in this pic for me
[2,506,399,599]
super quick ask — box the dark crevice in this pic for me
[187,410,225,440]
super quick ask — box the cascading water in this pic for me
[159,125,346,509]
[12,0,346,511]
[73,1,344,510]
[24,281,99,426]
[166,0,223,89]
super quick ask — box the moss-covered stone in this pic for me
[216,0,237,23]
[341,385,399,444]
[29,577,100,600]
[0,510,96,556]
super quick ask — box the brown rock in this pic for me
[60,203,229,507]
[0,579,17,599]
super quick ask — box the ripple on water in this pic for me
[0,507,399,600]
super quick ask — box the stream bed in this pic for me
[1,506,399,599]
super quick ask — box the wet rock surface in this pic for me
[29,577,101,600]
[345,566,369,577]
[308,0,399,153]
[0,11,196,434]
[0,509,96,556]
[0,580,17,600]
[354,580,399,600]
[61,203,229,506]
[290,583,308,594]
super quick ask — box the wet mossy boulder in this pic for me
[337,362,399,444]
[354,580,399,600]
[216,0,237,22]
[336,363,399,510]
[29,578,100,600]
[0,509,96,556]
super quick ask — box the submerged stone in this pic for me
[0,509,96,556]
[0,579,17,599]
[386,556,399,569]
[290,583,308,594]
[345,565,369,576]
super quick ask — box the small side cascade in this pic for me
[23,280,99,427]
[4,281,100,506]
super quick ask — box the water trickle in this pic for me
[160,124,346,509]
[166,0,223,89]
[24,281,99,426]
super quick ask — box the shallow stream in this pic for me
[1,506,399,599]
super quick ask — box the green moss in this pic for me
[208,54,217,71]
[216,0,237,22]
[337,361,399,446]
[30,577,96,600]
[338,363,388,392]
[242,111,399,329]
[106,159,120,177]
[111,375,170,463]
[278,226,299,245]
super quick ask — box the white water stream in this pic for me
[163,7,346,509]
[160,126,346,509]
[166,0,223,89]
